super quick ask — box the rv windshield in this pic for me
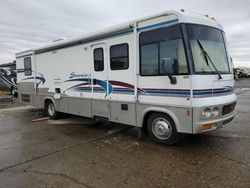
[186,24,231,74]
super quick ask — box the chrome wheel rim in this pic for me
[152,118,172,140]
[48,103,55,116]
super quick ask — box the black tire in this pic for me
[147,112,179,145]
[10,86,17,97]
[45,101,60,120]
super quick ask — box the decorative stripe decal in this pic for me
[193,86,234,98]
[65,78,234,98]
[65,78,113,95]
[140,88,190,97]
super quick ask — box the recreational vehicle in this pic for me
[16,10,236,144]
[0,62,17,96]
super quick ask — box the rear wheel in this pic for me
[147,112,179,145]
[45,101,60,119]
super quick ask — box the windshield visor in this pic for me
[187,24,231,74]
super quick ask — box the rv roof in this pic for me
[16,10,223,57]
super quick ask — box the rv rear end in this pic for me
[16,10,236,145]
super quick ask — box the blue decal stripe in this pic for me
[112,88,190,97]
[65,78,113,95]
[143,91,190,95]
[137,19,179,32]
[193,87,234,97]
[64,78,91,83]
[95,79,113,94]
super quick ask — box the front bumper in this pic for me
[192,101,236,133]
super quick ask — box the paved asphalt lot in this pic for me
[0,79,249,188]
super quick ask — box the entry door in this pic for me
[91,44,110,118]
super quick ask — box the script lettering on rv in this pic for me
[69,72,90,79]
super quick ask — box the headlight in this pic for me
[212,107,220,117]
[202,108,212,118]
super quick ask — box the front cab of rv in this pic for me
[178,12,237,133]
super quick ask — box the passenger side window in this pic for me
[24,57,32,76]
[94,48,104,71]
[110,43,129,70]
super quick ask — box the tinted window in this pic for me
[94,48,104,71]
[140,25,188,76]
[140,25,182,45]
[110,43,129,70]
[141,43,158,75]
[24,57,32,76]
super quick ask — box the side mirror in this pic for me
[160,58,177,85]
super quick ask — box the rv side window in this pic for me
[139,25,188,76]
[94,48,104,71]
[24,57,32,76]
[110,43,129,70]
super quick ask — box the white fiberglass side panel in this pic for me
[138,75,192,107]
[191,74,236,107]
[90,43,109,100]
[107,34,136,102]
[16,54,35,85]
[35,44,93,99]
[35,52,56,93]
[177,11,223,30]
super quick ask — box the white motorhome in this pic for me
[16,10,236,144]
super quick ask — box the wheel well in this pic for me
[142,111,175,133]
[142,111,154,134]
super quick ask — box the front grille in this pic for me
[222,102,236,116]
[223,117,234,125]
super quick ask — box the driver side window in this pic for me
[140,25,188,76]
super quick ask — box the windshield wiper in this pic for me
[197,40,222,80]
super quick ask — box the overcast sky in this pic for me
[0,0,249,67]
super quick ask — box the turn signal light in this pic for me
[202,124,212,130]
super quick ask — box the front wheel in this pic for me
[147,113,179,145]
[45,101,60,119]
